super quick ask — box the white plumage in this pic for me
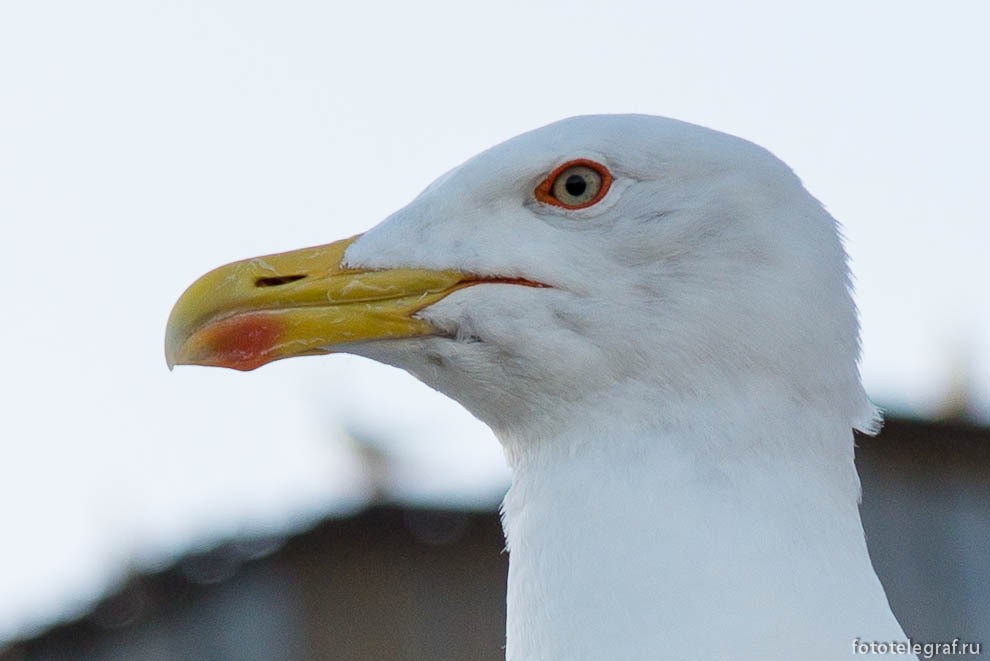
[169,115,910,659]
[344,115,905,659]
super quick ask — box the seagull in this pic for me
[165,115,910,659]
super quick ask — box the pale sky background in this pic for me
[1,0,988,643]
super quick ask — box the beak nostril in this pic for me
[255,275,306,288]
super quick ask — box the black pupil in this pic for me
[564,174,587,197]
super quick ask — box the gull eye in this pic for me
[535,159,613,209]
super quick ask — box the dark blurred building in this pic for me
[2,416,988,660]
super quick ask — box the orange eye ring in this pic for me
[535,159,614,209]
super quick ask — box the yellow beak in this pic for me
[165,235,471,371]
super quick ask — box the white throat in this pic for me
[499,386,906,660]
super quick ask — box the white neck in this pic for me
[500,391,906,660]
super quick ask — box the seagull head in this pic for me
[166,115,875,448]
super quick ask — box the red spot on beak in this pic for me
[190,313,284,371]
